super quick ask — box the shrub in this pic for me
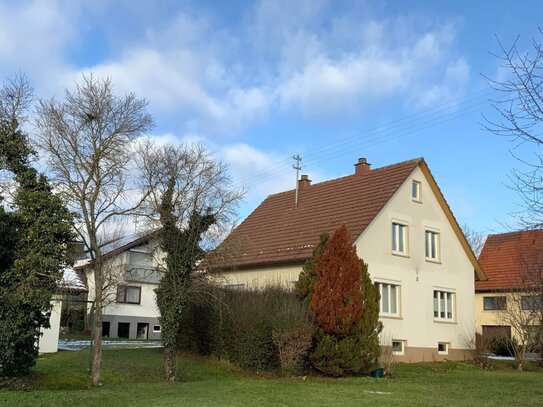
[272,324,313,375]
[179,284,312,372]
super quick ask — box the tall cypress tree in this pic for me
[0,119,74,378]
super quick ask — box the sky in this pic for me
[1,0,542,235]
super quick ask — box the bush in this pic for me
[179,284,312,372]
[272,324,313,375]
[490,337,517,357]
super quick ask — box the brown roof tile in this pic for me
[475,229,543,291]
[215,158,423,269]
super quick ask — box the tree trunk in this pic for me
[91,260,103,387]
[164,343,177,382]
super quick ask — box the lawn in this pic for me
[1,348,542,406]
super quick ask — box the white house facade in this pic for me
[77,234,163,340]
[212,158,485,362]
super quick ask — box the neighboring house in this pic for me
[212,157,486,362]
[475,230,543,346]
[75,232,163,340]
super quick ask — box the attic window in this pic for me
[412,180,421,202]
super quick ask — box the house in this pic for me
[212,157,486,362]
[38,268,87,353]
[75,232,163,340]
[475,230,543,346]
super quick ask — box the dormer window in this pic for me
[412,180,421,202]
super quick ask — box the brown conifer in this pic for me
[309,224,363,335]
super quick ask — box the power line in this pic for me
[242,88,497,186]
[240,96,494,191]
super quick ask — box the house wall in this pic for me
[356,166,475,361]
[39,299,62,353]
[474,291,539,343]
[217,166,476,362]
[212,263,303,289]
[84,239,163,340]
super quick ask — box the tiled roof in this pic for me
[475,229,543,291]
[214,158,423,269]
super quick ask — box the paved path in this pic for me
[59,339,163,351]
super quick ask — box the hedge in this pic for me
[178,285,312,373]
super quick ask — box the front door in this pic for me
[137,323,149,340]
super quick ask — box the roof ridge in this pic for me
[266,157,424,198]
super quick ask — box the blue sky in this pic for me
[1,0,542,234]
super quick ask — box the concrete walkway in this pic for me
[59,339,163,351]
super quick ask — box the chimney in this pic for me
[354,157,371,175]
[298,174,311,189]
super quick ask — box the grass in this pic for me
[1,349,542,406]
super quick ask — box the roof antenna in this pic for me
[292,154,302,208]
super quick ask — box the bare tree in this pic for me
[35,75,153,386]
[136,139,243,381]
[462,223,487,257]
[484,31,543,228]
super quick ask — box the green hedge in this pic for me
[179,285,311,372]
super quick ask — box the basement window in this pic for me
[438,342,449,355]
[153,325,161,333]
[392,340,405,355]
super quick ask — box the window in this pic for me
[376,282,400,316]
[521,295,542,310]
[483,296,507,311]
[116,285,141,304]
[117,322,130,338]
[392,222,408,255]
[223,282,246,290]
[153,325,161,333]
[425,230,440,262]
[438,342,449,355]
[412,180,421,202]
[392,340,405,355]
[433,290,454,320]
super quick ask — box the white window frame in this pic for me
[153,325,161,333]
[425,228,441,262]
[223,282,246,290]
[412,180,422,202]
[391,221,409,256]
[433,289,455,321]
[392,339,406,356]
[438,342,449,355]
[376,281,401,317]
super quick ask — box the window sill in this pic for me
[379,314,402,320]
[425,258,442,264]
[115,302,142,306]
[391,251,410,258]
[412,198,422,204]
[392,352,405,356]
[433,319,457,324]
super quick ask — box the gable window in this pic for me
[483,296,507,311]
[425,229,440,262]
[433,290,454,320]
[392,340,405,355]
[376,282,400,317]
[392,222,408,255]
[116,285,141,304]
[412,180,421,202]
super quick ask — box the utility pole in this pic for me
[292,154,302,208]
